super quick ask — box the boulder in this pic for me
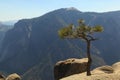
[92,65,113,74]
[112,62,120,73]
[6,73,21,80]
[54,58,88,80]
[0,74,5,80]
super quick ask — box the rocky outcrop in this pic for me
[0,73,21,80]
[6,73,21,80]
[112,62,120,73]
[54,58,88,80]
[0,74,5,80]
[61,61,120,80]
[92,65,113,74]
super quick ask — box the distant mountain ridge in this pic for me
[0,8,120,80]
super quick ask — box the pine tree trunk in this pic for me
[86,40,92,76]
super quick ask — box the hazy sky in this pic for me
[0,0,120,21]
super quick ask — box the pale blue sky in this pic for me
[0,0,120,21]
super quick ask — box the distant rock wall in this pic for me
[54,58,88,80]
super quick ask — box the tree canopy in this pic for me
[58,19,103,41]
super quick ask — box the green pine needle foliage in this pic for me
[58,19,104,40]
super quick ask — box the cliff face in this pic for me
[0,22,13,48]
[54,58,88,80]
[0,8,120,80]
[0,20,33,73]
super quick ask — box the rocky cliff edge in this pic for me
[61,62,120,80]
